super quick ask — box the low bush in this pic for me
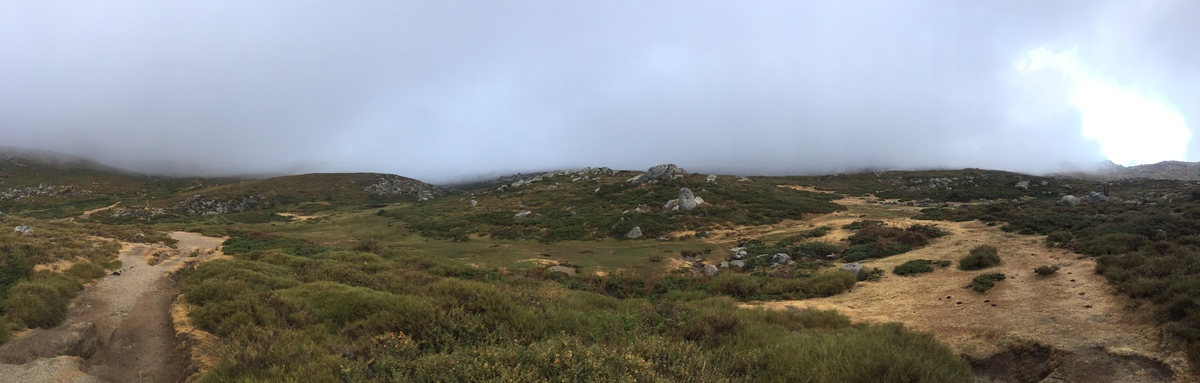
[1033,265,1060,276]
[959,245,1001,270]
[969,273,1006,293]
[5,273,82,329]
[65,261,106,282]
[893,259,951,276]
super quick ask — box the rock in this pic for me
[770,253,791,264]
[732,250,747,260]
[469,199,478,207]
[663,199,679,210]
[706,174,718,183]
[1015,180,1029,190]
[730,260,745,268]
[1088,192,1109,203]
[13,225,32,235]
[678,188,698,211]
[720,261,730,268]
[657,236,670,241]
[703,264,719,276]
[57,322,99,358]
[625,226,643,239]
[1060,195,1079,206]
[0,356,104,383]
[840,263,864,276]
[514,211,532,219]
[547,265,577,276]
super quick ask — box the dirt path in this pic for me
[739,197,1194,382]
[0,232,224,383]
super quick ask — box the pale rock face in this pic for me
[625,226,643,239]
[678,188,698,211]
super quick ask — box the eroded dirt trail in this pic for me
[738,198,1194,382]
[0,232,224,383]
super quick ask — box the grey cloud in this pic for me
[1,1,1196,183]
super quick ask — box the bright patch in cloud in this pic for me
[1016,48,1191,166]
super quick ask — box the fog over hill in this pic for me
[3,1,1199,183]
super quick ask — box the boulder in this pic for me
[706,174,718,183]
[469,199,478,207]
[56,322,99,358]
[703,264,719,276]
[771,253,791,264]
[625,226,643,239]
[1088,192,1109,204]
[678,188,698,211]
[1015,180,1030,190]
[514,211,532,219]
[730,260,745,268]
[840,263,864,276]
[13,225,32,235]
[1059,195,1079,207]
[720,261,729,268]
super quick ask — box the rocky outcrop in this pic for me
[627,164,687,183]
[363,174,441,201]
[0,183,73,201]
[173,195,261,216]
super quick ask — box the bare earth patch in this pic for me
[733,198,1195,382]
[0,232,225,383]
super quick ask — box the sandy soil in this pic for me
[736,197,1194,382]
[0,232,225,383]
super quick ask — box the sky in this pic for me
[3,1,1199,184]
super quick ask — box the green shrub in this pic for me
[959,245,1001,270]
[6,273,82,329]
[1033,265,1061,276]
[65,261,106,282]
[893,259,951,276]
[969,273,1007,293]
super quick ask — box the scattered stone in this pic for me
[730,260,745,268]
[678,188,698,211]
[513,211,532,219]
[625,226,643,239]
[628,164,686,183]
[703,264,719,276]
[13,225,32,235]
[1059,195,1079,206]
[706,174,718,183]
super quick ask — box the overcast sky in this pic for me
[3,1,1198,183]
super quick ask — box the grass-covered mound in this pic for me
[181,234,973,382]
[842,221,948,262]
